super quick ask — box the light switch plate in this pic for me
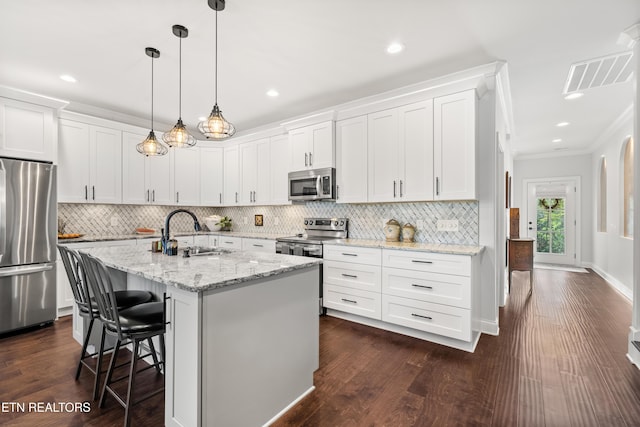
[416,219,425,229]
[110,216,118,227]
[437,219,458,232]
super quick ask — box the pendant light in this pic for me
[163,25,196,148]
[198,0,236,140]
[137,47,168,156]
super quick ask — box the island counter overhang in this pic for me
[80,245,322,427]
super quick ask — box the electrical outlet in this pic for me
[243,217,248,225]
[110,216,118,227]
[416,219,425,229]
[437,219,459,232]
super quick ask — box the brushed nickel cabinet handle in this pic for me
[147,189,150,202]
[341,273,358,278]
[393,180,397,198]
[411,313,432,320]
[309,152,313,166]
[341,298,357,304]
[219,193,222,204]
[341,253,358,257]
[85,185,88,200]
[305,152,308,167]
[436,177,440,196]
[399,180,403,197]
[411,284,433,289]
[92,186,95,201]
[176,192,179,203]
[411,260,433,264]
[152,190,155,202]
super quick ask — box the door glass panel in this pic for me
[536,197,566,255]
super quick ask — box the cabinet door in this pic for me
[434,90,476,200]
[269,135,290,205]
[58,119,91,202]
[200,147,224,206]
[122,131,149,204]
[223,145,239,205]
[239,142,258,204]
[309,121,334,169]
[174,147,200,206]
[90,125,122,204]
[255,138,271,204]
[367,109,398,202]
[146,147,174,205]
[0,98,54,162]
[336,116,368,203]
[398,100,434,201]
[289,127,309,171]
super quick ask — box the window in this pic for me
[536,197,566,254]
[598,157,607,232]
[622,137,634,238]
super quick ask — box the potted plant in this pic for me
[217,216,233,231]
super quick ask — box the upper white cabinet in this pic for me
[0,97,58,162]
[122,130,173,205]
[269,135,290,205]
[174,147,200,206]
[223,145,240,205]
[433,90,476,200]
[239,138,270,205]
[58,119,122,203]
[200,146,224,206]
[289,121,334,171]
[336,116,368,203]
[367,100,434,203]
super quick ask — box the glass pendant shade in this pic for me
[137,130,168,156]
[198,104,236,140]
[163,24,196,148]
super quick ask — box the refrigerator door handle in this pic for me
[0,165,5,261]
[0,263,54,278]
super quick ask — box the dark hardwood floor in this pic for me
[2,268,640,426]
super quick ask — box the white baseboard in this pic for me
[481,320,499,336]
[584,262,633,301]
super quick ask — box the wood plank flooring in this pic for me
[2,268,640,426]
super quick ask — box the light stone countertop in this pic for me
[80,245,321,293]
[325,239,484,256]
[59,231,288,244]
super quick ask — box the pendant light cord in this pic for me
[215,10,218,105]
[179,35,182,119]
[151,54,154,131]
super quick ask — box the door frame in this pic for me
[522,176,581,266]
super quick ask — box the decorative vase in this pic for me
[402,223,416,242]
[384,219,401,242]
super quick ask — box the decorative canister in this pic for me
[384,219,401,242]
[402,223,416,242]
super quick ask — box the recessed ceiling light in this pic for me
[552,138,562,143]
[564,92,583,100]
[60,74,77,83]
[556,122,570,127]
[266,89,279,97]
[386,42,404,54]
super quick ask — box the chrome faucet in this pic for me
[162,209,202,254]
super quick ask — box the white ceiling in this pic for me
[1,0,638,157]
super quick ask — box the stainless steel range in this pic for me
[276,218,348,314]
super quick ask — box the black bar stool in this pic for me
[80,252,166,427]
[57,245,155,400]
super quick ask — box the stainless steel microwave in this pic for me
[288,167,336,201]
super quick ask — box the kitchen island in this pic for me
[80,245,321,427]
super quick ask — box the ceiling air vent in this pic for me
[563,51,634,94]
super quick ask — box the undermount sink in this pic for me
[189,246,232,256]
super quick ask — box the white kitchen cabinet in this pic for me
[58,119,122,203]
[174,147,200,206]
[193,235,210,247]
[122,131,174,205]
[223,145,239,205]
[0,97,56,162]
[241,238,276,253]
[239,138,270,205]
[269,135,290,205]
[200,147,224,206]
[336,116,368,203]
[434,90,476,200]
[218,236,242,250]
[367,100,434,202]
[289,121,334,171]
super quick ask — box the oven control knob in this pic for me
[304,220,309,225]
[308,220,314,225]
[334,220,338,226]
[340,220,345,226]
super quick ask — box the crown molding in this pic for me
[0,85,68,109]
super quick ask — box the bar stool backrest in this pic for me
[80,252,125,341]
[58,245,93,317]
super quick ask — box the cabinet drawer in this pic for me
[323,245,381,265]
[242,238,276,253]
[218,236,242,249]
[382,267,470,308]
[382,294,471,341]
[382,249,470,276]
[324,260,381,292]
[324,284,381,320]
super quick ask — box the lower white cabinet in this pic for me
[218,236,242,250]
[323,260,381,293]
[324,284,382,320]
[381,267,470,308]
[241,238,275,253]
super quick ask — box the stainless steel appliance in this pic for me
[288,167,336,201]
[0,157,57,334]
[276,218,348,314]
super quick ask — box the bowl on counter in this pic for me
[204,215,222,232]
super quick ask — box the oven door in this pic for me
[288,168,335,201]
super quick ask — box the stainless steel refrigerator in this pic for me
[0,157,57,334]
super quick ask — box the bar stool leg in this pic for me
[76,317,95,380]
[100,339,121,408]
[159,334,166,371]
[147,338,161,374]
[124,339,140,427]
[92,324,107,400]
